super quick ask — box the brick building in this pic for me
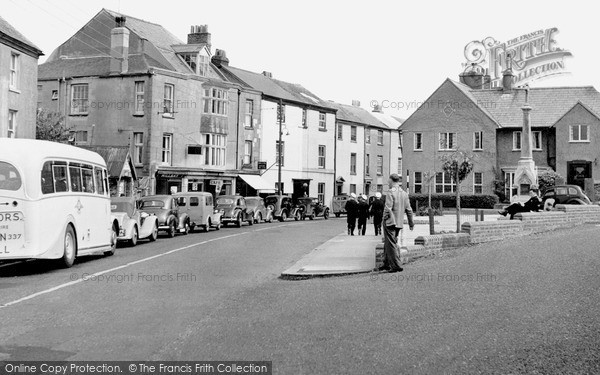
[37,9,261,196]
[0,15,43,139]
[400,72,600,201]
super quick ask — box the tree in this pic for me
[36,109,70,142]
[440,150,475,232]
[537,170,565,194]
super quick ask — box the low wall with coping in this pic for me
[374,204,600,269]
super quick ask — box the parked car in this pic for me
[542,185,591,206]
[138,195,189,237]
[265,194,294,222]
[215,195,253,227]
[110,197,159,246]
[245,196,273,224]
[293,197,330,220]
[332,194,349,217]
[173,192,222,232]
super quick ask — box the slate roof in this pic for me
[326,101,388,129]
[221,65,336,111]
[39,9,226,81]
[371,112,403,130]
[81,146,135,179]
[452,79,600,128]
[0,15,43,55]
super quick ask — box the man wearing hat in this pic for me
[344,193,358,235]
[356,194,370,236]
[369,192,385,236]
[381,173,414,272]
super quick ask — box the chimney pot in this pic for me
[262,71,272,78]
[187,24,211,52]
[212,49,229,67]
[351,100,361,107]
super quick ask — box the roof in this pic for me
[0,15,43,57]
[81,146,136,179]
[326,101,388,129]
[371,111,403,130]
[40,9,224,80]
[221,65,335,111]
[466,84,600,128]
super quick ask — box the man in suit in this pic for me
[381,173,414,272]
[344,193,358,235]
[369,192,385,236]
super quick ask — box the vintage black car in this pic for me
[264,194,294,222]
[292,197,330,220]
[215,195,254,227]
[542,185,591,206]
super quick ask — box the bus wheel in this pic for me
[61,225,77,267]
[104,224,118,256]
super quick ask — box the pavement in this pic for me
[281,211,502,277]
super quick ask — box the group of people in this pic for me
[345,174,414,273]
[344,192,385,236]
[498,189,544,219]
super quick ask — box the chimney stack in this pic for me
[188,25,211,51]
[212,49,229,67]
[110,16,129,74]
[372,104,383,113]
[459,63,490,90]
[502,53,515,91]
[262,71,272,78]
[351,100,361,107]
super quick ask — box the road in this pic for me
[1,219,600,374]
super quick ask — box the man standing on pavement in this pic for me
[381,173,414,272]
[356,194,370,236]
[369,192,384,236]
[344,193,358,235]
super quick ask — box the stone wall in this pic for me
[375,204,600,268]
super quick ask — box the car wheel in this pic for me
[215,222,221,230]
[129,225,138,247]
[168,221,176,238]
[256,213,262,224]
[324,209,330,220]
[149,223,158,242]
[182,221,190,235]
[267,213,273,223]
[248,214,254,226]
[60,225,77,268]
[237,214,243,228]
[203,220,210,232]
[103,223,118,257]
[280,211,287,222]
[294,211,301,221]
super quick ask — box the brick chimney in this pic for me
[502,53,515,92]
[372,104,383,113]
[262,71,272,78]
[351,100,361,107]
[188,25,211,51]
[459,63,490,90]
[212,49,229,67]
[109,16,129,74]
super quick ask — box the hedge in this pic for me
[409,193,499,210]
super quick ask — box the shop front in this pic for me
[155,168,236,196]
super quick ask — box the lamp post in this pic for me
[277,98,283,195]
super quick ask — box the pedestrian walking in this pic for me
[344,193,358,235]
[356,194,370,236]
[369,192,384,236]
[380,174,414,273]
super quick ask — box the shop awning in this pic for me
[238,174,276,193]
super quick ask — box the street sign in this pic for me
[257,161,267,170]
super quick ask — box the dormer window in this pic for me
[179,51,209,77]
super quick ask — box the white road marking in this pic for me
[0,231,249,309]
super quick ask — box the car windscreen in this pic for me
[216,198,234,205]
[0,161,22,191]
[140,200,165,208]
[265,197,278,205]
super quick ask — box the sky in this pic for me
[3,0,598,119]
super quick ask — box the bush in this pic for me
[538,170,565,194]
[410,193,499,210]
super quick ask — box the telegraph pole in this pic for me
[277,98,283,195]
